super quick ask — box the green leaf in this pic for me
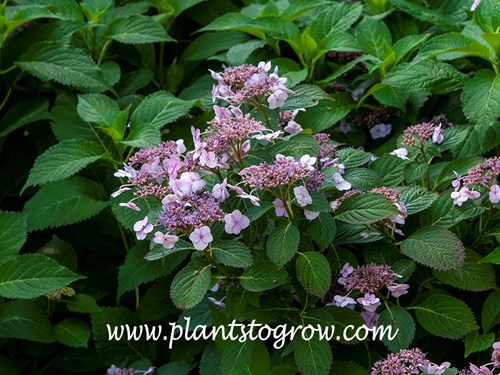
[355,17,391,60]
[464,331,495,357]
[212,240,253,269]
[106,15,174,44]
[342,168,382,190]
[0,300,55,343]
[38,235,78,271]
[54,318,91,348]
[479,247,500,264]
[76,93,120,126]
[482,290,500,332]
[378,307,415,352]
[337,148,372,168]
[240,261,288,292]
[197,12,266,39]
[118,243,189,298]
[330,362,368,375]
[391,259,416,283]
[461,69,500,127]
[474,0,500,33]
[296,252,331,297]
[414,33,493,63]
[0,211,27,263]
[23,139,106,189]
[384,61,467,94]
[270,134,318,159]
[226,39,266,66]
[391,0,463,31]
[182,31,249,61]
[125,91,194,147]
[401,226,465,271]
[266,223,300,266]
[170,265,212,309]
[398,186,438,215]
[221,340,254,375]
[335,192,399,224]
[294,336,332,375]
[17,42,108,90]
[145,238,193,261]
[433,249,496,292]
[371,154,405,187]
[415,294,478,339]
[309,212,336,250]
[282,84,332,110]
[371,84,409,112]
[0,98,51,138]
[294,95,355,132]
[23,177,109,231]
[0,254,84,299]
[66,294,102,314]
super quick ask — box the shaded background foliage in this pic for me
[0,0,499,374]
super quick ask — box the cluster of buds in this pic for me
[210,61,291,108]
[107,365,154,375]
[371,348,451,375]
[328,263,409,328]
[390,121,447,161]
[451,157,500,206]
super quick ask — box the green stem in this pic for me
[97,40,111,66]
[0,65,17,75]
[135,287,140,310]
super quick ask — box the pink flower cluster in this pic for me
[210,61,291,108]
[328,263,409,328]
[401,122,445,146]
[371,348,448,375]
[451,157,500,206]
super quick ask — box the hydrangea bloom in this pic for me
[134,216,153,240]
[390,148,410,160]
[224,210,250,235]
[152,232,179,249]
[293,186,312,207]
[189,226,213,250]
[370,123,392,139]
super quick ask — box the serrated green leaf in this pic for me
[270,134,318,160]
[51,92,98,141]
[145,238,193,261]
[391,259,416,283]
[38,235,78,271]
[294,336,332,375]
[124,91,194,147]
[461,69,500,127]
[399,186,438,215]
[336,192,399,224]
[226,39,266,66]
[337,148,372,169]
[414,33,493,63]
[282,84,332,110]
[474,0,500,33]
[482,290,500,332]
[0,300,55,343]
[371,84,409,112]
[343,168,382,190]
[23,139,105,189]
[17,42,108,90]
[415,294,478,339]
[391,0,463,31]
[296,252,331,297]
[54,318,91,348]
[464,331,495,357]
[221,340,254,375]
[401,226,465,271]
[309,212,336,250]
[294,95,355,132]
[384,61,467,94]
[197,12,266,39]
[106,15,174,44]
[212,240,253,269]
[0,254,84,299]
[240,261,288,292]
[23,177,109,231]
[66,294,102,313]
[77,93,120,126]
[183,31,249,61]
[479,247,500,264]
[170,265,212,309]
[330,362,368,375]
[371,154,405,187]
[433,249,496,292]
[118,242,189,298]
[355,17,391,60]
[266,223,300,266]
[0,211,27,263]
[378,307,415,352]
